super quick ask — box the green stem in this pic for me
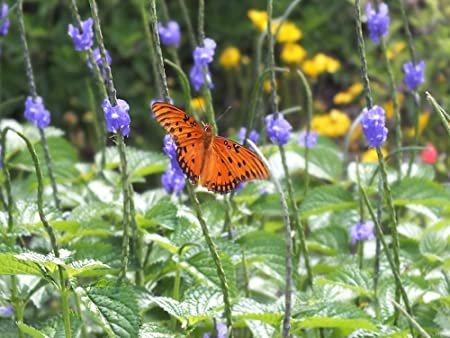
[398,0,417,64]
[164,59,194,116]
[4,128,72,338]
[1,133,13,232]
[129,191,143,286]
[11,277,25,338]
[39,128,61,210]
[186,184,234,336]
[380,38,402,177]
[295,69,312,193]
[426,92,450,137]
[176,0,197,48]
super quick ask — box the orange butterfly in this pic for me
[152,102,269,193]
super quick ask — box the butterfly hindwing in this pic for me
[175,137,205,184]
[201,136,269,193]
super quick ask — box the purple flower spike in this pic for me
[158,20,181,48]
[193,38,217,65]
[265,113,292,146]
[0,3,10,37]
[299,131,318,149]
[238,127,260,145]
[361,105,388,148]
[102,98,131,137]
[403,60,425,91]
[216,321,228,338]
[67,17,94,51]
[190,64,214,91]
[365,2,390,44]
[162,164,185,195]
[87,47,112,76]
[24,96,51,129]
[351,221,375,245]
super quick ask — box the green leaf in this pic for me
[392,177,450,208]
[66,259,110,277]
[317,266,373,298]
[291,301,378,332]
[144,198,179,230]
[67,202,117,222]
[85,280,140,338]
[150,287,222,326]
[186,250,236,296]
[18,323,49,338]
[139,322,182,338]
[299,185,356,218]
[0,252,44,276]
[419,232,448,263]
[232,298,283,326]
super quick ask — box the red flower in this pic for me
[421,143,438,165]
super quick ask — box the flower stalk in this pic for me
[17,0,60,210]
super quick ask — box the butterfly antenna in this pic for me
[216,105,232,123]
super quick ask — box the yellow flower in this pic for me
[311,109,351,138]
[191,97,205,111]
[382,93,404,119]
[302,53,341,78]
[219,47,241,69]
[248,9,268,31]
[333,83,363,105]
[362,148,388,163]
[276,21,302,43]
[386,41,406,60]
[405,112,430,137]
[281,43,306,64]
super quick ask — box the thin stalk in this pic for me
[398,0,417,64]
[373,179,382,298]
[392,300,430,338]
[73,286,88,338]
[139,0,162,97]
[148,0,170,101]
[17,0,60,210]
[426,92,450,137]
[4,128,72,338]
[295,69,312,193]
[197,0,205,42]
[380,38,402,177]
[359,175,414,335]
[186,184,234,336]
[129,190,143,286]
[1,132,13,232]
[177,0,196,48]
[11,277,25,338]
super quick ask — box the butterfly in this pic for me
[152,102,269,193]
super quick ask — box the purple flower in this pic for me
[158,21,181,48]
[403,60,425,91]
[351,221,375,245]
[87,47,112,75]
[67,17,94,51]
[24,96,51,129]
[163,135,177,161]
[360,105,388,148]
[0,306,14,317]
[190,64,213,91]
[102,98,131,137]
[299,131,318,149]
[365,2,390,44]
[238,127,260,145]
[162,164,185,195]
[265,113,292,145]
[0,3,10,36]
[193,38,217,65]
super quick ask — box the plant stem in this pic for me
[177,0,197,48]
[5,128,72,338]
[398,0,417,64]
[426,92,450,137]
[186,184,234,336]
[17,0,60,210]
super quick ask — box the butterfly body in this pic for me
[153,102,269,193]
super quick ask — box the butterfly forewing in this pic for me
[201,137,269,193]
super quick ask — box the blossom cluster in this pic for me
[161,135,185,195]
[190,38,217,91]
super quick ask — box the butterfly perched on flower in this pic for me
[152,102,269,193]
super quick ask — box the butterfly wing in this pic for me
[200,136,269,193]
[152,102,206,184]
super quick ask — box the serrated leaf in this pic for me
[245,320,276,338]
[232,298,283,326]
[139,322,182,338]
[66,259,110,277]
[392,177,450,208]
[18,323,49,338]
[299,185,356,218]
[317,266,373,298]
[150,287,222,326]
[85,280,140,338]
[67,202,117,222]
[144,198,179,230]
[0,252,44,276]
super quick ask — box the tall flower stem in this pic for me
[426,92,450,137]
[186,185,234,335]
[4,128,72,338]
[88,0,134,282]
[358,166,414,335]
[380,38,402,177]
[17,0,60,210]
[177,0,196,48]
[68,0,107,170]
[354,0,401,317]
